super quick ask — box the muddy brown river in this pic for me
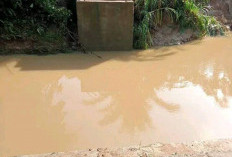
[0,34,232,156]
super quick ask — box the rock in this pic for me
[210,0,232,25]
[97,148,104,152]
[152,25,197,46]
[128,148,137,151]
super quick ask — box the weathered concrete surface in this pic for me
[18,139,232,157]
[76,0,134,51]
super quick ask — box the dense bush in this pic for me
[0,0,225,51]
[133,0,224,49]
[0,0,71,40]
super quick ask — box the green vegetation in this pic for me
[0,0,226,52]
[0,0,71,53]
[133,0,224,49]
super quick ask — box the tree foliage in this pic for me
[133,0,224,49]
[0,0,71,40]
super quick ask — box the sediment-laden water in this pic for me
[0,34,232,156]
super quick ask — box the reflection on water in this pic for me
[0,34,232,156]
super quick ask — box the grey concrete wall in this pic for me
[76,0,134,51]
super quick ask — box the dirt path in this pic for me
[18,139,232,157]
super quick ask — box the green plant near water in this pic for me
[0,0,70,44]
[134,0,224,49]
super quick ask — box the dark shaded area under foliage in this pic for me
[0,0,227,53]
[0,0,78,54]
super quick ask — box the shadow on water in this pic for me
[42,35,232,133]
[0,37,209,71]
[47,45,232,136]
[0,45,184,156]
[1,36,232,156]
[0,46,180,71]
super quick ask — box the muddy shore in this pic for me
[18,139,232,157]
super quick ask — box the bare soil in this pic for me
[151,25,198,46]
[151,0,232,46]
[209,0,232,25]
[18,139,232,157]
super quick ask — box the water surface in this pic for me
[0,34,232,156]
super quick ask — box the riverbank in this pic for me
[18,139,232,157]
[150,0,232,46]
[1,0,231,53]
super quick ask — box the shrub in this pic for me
[0,0,71,40]
[133,0,224,49]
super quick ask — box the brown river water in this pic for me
[0,34,232,156]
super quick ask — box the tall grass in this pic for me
[133,0,224,49]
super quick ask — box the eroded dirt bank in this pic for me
[210,0,232,25]
[152,0,232,46]
[18,139,232,157]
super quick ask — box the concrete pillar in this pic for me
[76,0,134,51]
